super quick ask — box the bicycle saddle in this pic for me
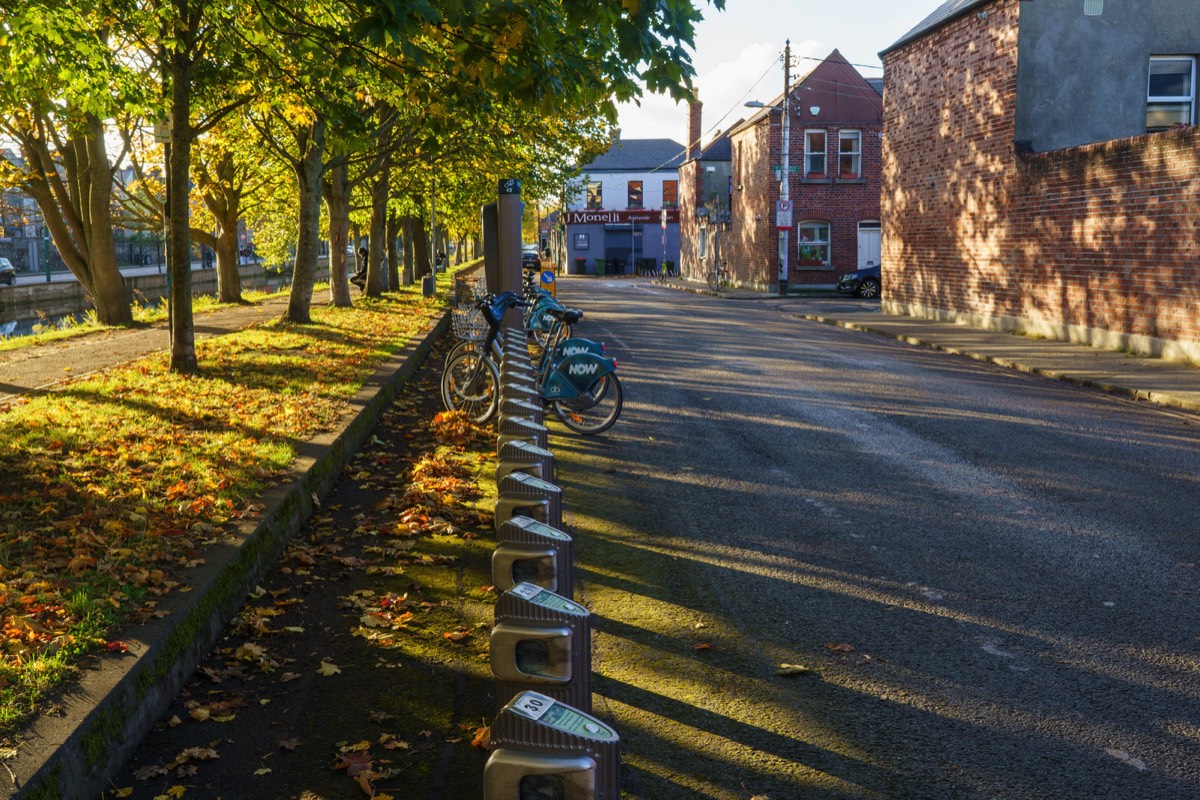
[546,307,583,324]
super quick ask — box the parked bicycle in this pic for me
[444,271,567,368]
[441,292,623,435]
[707,261,731,292]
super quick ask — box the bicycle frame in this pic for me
[461,293,614,403]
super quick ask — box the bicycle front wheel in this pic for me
[441,352,499,423]
[707,272,721,291]
[551,373,623,435]
[444,338,482,370]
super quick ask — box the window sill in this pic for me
[801,177,832,185]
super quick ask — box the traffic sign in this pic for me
[775,200,793,230]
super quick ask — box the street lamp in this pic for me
[745,39,792,296]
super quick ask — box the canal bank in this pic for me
[0,259,330,327]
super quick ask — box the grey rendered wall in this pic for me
[1015,0,1200,152]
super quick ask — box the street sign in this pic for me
[775,200,793,230]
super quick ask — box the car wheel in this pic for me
[857,278,880,299]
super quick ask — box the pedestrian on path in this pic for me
[351,246,368,288]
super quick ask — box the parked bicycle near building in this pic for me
[707,261,731,292]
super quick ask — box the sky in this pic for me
[615,0,934,146]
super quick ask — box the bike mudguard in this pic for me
[552,337,605,360]
[542,353,617,398]
[527,297,564,332]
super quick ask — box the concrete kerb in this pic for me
[7,309,452,800]
[800,312,1200,416]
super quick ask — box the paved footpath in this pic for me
[0,296,291,401]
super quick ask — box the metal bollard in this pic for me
[499,397,544,426]
[483,691,620,800]
[493,515,573,597]
[494,472,561,531]
[496,415,549,452]
[496,439,555,483]
[491,583,591,712]
[500,382,540,405]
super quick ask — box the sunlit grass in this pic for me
[0,278,458,742]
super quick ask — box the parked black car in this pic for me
[0,258,16,286]
[837,265,881,298]
[521,245,541,271]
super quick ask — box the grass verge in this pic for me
[0,278,457,743]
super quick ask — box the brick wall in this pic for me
[729,105,882,288]
[679,159,700,276]
[729,122,777,288]
[883,0,1200,358]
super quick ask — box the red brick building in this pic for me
[882,0,1200,361]
[680,50,883,291]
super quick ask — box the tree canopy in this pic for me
[1,0,720,367]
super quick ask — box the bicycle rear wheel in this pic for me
[707,272,721,291]
[551,373,623,435]
[441,352,499,423]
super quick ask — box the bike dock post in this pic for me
[480,179,621,800]
[493,515,574,597]
[490,583,592,713]
[494,472,562,531]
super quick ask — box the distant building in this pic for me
[682,50,884,291]
[678,103,733,282]
[563,136,685,275]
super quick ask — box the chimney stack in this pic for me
[687,101,703,159]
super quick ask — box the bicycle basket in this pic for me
[451,306,486,341]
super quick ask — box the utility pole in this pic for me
[778,39,791,297]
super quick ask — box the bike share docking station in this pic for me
[494,471,561,531]
[493,515,573,596]
[497,439,555,483]
[480,179,618,797]
[496,415,549,452]
[498,396,544,427]
[483,691,620,800]
[491,582,591,712]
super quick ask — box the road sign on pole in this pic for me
[775,200,793,230]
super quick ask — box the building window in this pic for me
[699,228,708,259]
[838,130,862,178]
[805,130,827,177]
[627,181,643,209]
[1147,56,1196,131]
[662,180,678,208]
[796,221,830,266]
[586,182,603,210]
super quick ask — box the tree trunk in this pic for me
[322,161,353,307]
[365,154,389,297]
[386,212,401,291]
[286,118,327,324]
[402,217,415,286]
[194,150,244,303]
[411,215,431,279]
[165,90,196,371]
[17,113,131,326]
[83,115,133,326]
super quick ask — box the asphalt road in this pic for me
[551,279,1200,799]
